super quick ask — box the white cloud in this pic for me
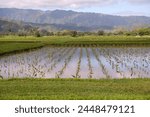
[126,0,150,4]
[0,0,149,9]
[0,0,118,9]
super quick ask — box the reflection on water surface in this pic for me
[0,46,150,79]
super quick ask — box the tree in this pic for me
[70,30,77,37]
[39,29,52,36]
[138,28,150,36]
[35,30,41,37]
[97,30,104,36]
[56,30,78,37]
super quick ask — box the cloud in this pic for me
[126,0,150,5]
[0,0,149,9]
[0,0,117,9]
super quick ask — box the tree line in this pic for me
[0,26,150,37]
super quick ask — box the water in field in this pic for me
[0,46,150,79]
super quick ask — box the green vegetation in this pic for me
[0,42,45,55]
[0,35,150,55]
[0,78,150,100]
[125,27,150,36]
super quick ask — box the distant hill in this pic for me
[0,8,150,31]
[0,19,37,34]
[0,19,22,34]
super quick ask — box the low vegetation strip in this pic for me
[0,42,45,55]
[0,78,150,100]
[1,35,150,43]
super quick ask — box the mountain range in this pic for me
[0,8,150,32]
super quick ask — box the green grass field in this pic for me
[0,42,45,55]
[1,35,150,44]
[0,35,150,54]
[0,78,150,100]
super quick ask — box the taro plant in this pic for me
[75,48,83,78]
[86,48,93,78]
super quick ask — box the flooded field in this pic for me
[0,46,150,79]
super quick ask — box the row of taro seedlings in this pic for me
[55,48,77,78]
[74,47,83,78]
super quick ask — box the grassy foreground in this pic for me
[0,78,150,100]
[0,35,150,55]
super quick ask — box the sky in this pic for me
[0,0,150,16]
